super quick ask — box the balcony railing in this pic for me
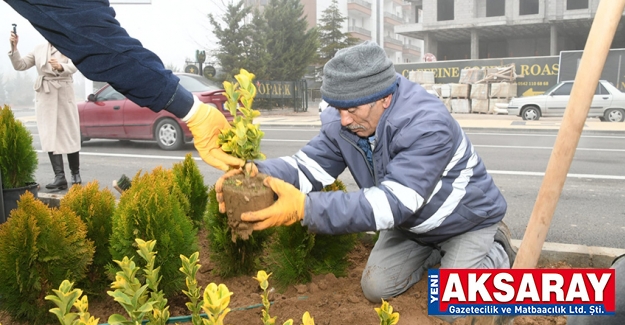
[348,26,372,36]
[347,0,371,9]
[384,37,403,46]
[402,44,421,56]
[384,12,403,23]
[403,44,421,52]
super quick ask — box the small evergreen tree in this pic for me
[317,0,359,67]
[0,105,38,189]
[0,192,94,325]
[242,8,272,80]
[172,153,209,227]
[263,0,319,81]
[109,167,197,295]
[61,181,115,294]
[208,0,252,80]
[205,186,272,277]
[265,179,358,290]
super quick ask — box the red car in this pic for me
[78,73,233,150]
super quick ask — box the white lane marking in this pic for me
[465,132,625,139]
[489,170,625,180]
[474,145,625,152]
[35,151,625,181]
[261,129,625,140]
[261,140,625,153]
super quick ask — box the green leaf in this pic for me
[107,314,131,325]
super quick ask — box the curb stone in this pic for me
[38,192,63,208]
[38,192,624,269]
[510,240,625,269]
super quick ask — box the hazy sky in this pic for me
[0,0,223,78]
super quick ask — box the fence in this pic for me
[255,80,309,112]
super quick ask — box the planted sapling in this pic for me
[218,69,274,241]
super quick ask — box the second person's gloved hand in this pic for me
[215,162,258,213]
[186,102,244,171]
[241,176,305,231]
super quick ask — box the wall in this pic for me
[395,55,560,96]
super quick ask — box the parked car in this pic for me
[506,80,625,122]
[78,73,232,150]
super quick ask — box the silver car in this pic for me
[507,80,625,122]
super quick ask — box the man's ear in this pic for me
[382,94,393,108]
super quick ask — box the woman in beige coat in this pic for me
[9,32,81,190]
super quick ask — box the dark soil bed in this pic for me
[0,228,567,325]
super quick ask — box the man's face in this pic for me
[337,94,392,137]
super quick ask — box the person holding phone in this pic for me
[4,0,243,173]
[9,29,82,190]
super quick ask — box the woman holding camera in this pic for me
[8,31,82,190]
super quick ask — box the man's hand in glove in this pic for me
[185,102,244,171]
[241,176,305,231]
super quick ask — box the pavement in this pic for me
[254,105,625,134]
[17,104,625,268]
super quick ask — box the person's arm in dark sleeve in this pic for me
[5,0,243,171]
[6,0,191,117]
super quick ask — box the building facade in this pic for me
[290,0,424,63]
[342,0,423,63]
[395,0,625,61]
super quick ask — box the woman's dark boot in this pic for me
[46,152,67,190]
[68,151,82,185]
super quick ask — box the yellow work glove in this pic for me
[215,162,258,213]
[186,103,244,171]
[241,176,306,231]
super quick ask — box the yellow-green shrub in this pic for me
[205,186,272,277]
[218,68,265,161]
[109,167,197,295]
[45,280,100,325]
[375,299,400,325]
[173,153,209,227]
[107,239,170,325]
[0,105,38,189]
[265,179,357,289]
[0,192,94,325]
[61,181,115,293]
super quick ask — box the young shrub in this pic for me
[306,179,358,277]
[107,239,170,325]
[205,186,272,277]
[45,280,99,325]
[0,105,38,189]
[109,167,197,295]
[218,68,265,161]
[375,299,400,325]
[179,251,235,325]
[60,181,115,294]
[201,283,233,325]
[0,191,94,325]
[217,69,272,241]
[172,153,209,227]
[253,270,317,325]
[180,252,204,325]
[265,179,358,289]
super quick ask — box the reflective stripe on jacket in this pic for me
[256,74,506,243]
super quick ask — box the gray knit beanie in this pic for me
[321,41,397,108]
